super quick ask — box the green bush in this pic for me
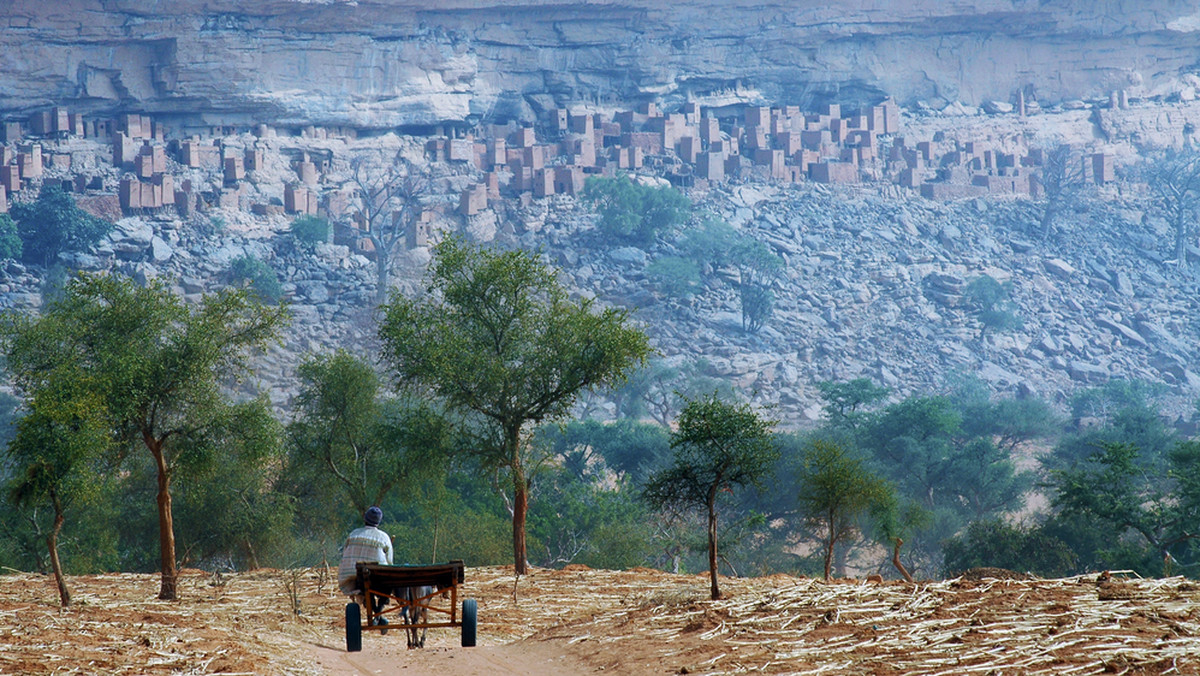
[942,519,1078,578]
[290,215,330,249]
[10,185,112,266]
[582,175,691,246]
[0,214,21,261]
[646,256,701,300]
[230,254,283,304]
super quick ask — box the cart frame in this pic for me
[345,559,477,651]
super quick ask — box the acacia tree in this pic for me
[796,440,894,581]
[1140,145,1200,265]
[2,274,288,599]
[9,185,111,266]
[5,387,109,607]
[1051,441,1200,575]
[286,350,451,515]
[643,395,778,599]
[378,236,650,574]
[338,154,429,305]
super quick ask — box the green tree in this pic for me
[286,350,451,515]
[963,275,1022,347]
[817,378,889,431]
[2,274,288,599]
[1052,380,1174,472]
[0,213,22,260]
[677,216,783,333]
[290,214,330,249]
[1050,441,1200,576]
[378,236,651,574]
[643,395,778,599]
[645,256,702,301]
[582,174,691,246]
[678,217,740,271]
[856,394,1035,575]
[229,254,282,305]
[6,385,109,605]
[535,418,672,486]
[10,185,111,266]
[167,399,291,570]
[941,520,1077,578]
[527,466,656,569]
[795,440,894,581]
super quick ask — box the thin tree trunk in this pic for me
[47,490,70,607]
[1176,211,1189,266]
[707,495,720,600]
[148,437,178,600]
[374,245,390,306]
[824,510,835,581]
[509,426,529,575]
[892,538,914,583]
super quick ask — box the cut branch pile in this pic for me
[526,569,1200,675]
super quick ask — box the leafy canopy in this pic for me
[644,394,778,598]
[380,236,651,437]
[582,174,691,246]
[378,236,651,573]
[1,273,289,598]
[286,350,453,516]
[795,439,895,580]
[10,185,112,266]
[290,215,331,249]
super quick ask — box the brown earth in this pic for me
[2,566,1199,675]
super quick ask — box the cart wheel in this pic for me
[461,598,477,647]
[346,602,362,652]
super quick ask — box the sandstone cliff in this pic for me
[5,1,1200,128]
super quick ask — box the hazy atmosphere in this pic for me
[1,2,1199,674]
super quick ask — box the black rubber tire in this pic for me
[346,602,362,652]
[461,598,478,647]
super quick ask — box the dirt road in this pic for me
[309,638,596,675]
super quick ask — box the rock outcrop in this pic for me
[5,1,1200,127]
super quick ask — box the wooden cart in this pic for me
[345,559,477,652]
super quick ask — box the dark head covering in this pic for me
[364,506,383,527]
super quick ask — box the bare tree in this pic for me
[1140,145,1200,265]
[1032,143,1087,241]
[339,153,430,305]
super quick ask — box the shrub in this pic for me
[941,520,1078,578]
[10,185,112,266]
[646,256,701,300]
[679,217,740,269]
[229,254,283,304]
[0,214,22,261]
[740,282,774,333]
[582,175,690,246]
[290,215,330,249]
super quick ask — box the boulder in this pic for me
[983,100,1014,114]
[1043,258,1077,279]
[1069,361,1109,383]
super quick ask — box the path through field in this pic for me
[2,565,1198,674]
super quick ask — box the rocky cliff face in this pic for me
[5,0,1200,128]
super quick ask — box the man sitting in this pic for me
[338,506,393,629]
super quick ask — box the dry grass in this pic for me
[1,566,1198,675]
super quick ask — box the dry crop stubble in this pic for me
[1,566,1198,674]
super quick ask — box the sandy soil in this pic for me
[2,565,1198,675]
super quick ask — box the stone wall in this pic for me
[4,0,1200,128]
